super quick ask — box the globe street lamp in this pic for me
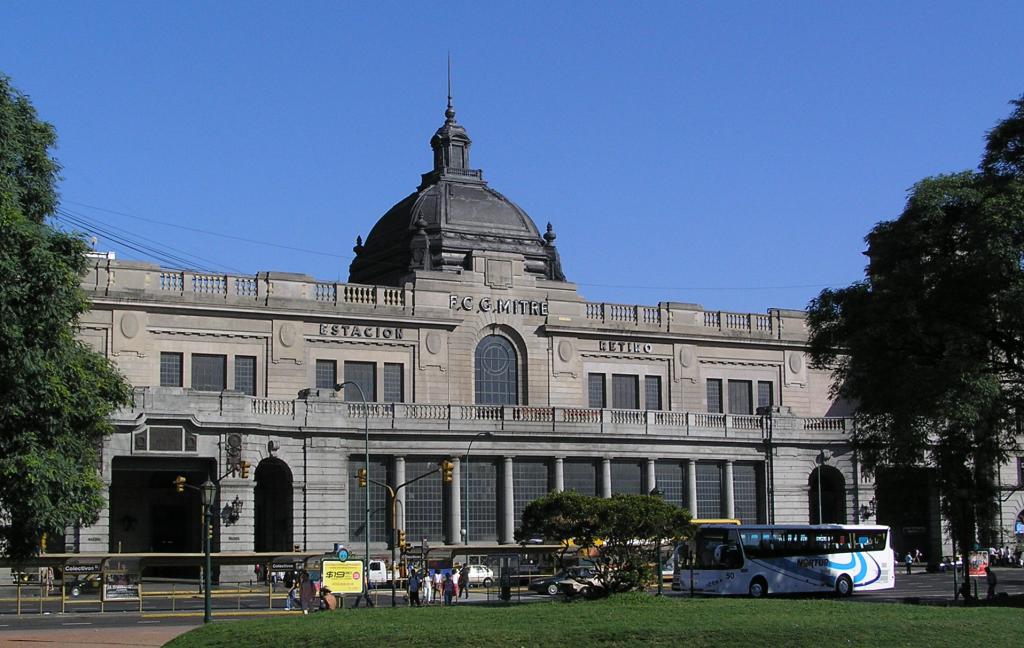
[337,380,372,607]
[464,431,494,546]
[200,478,217,623]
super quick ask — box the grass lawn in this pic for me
[165,594,1021,648]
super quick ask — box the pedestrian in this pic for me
[422,570,433,604]
[451,568,459,602]
[408,569,422,607]
[904,552,913,575]
[299,570,316,615]
[44,567,54,594]
[320,586,338,610]
[443,573,455,606]
[285,583,300,610]
[433,569,443,603]
[459,565,470,599]
[985,566,997,599]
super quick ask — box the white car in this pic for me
[463,564,494,587]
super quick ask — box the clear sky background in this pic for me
[3,1,1023,313]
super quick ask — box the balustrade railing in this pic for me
[251,398,294,416]
[139,391,846,438]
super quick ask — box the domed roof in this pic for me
[348,100,565,286]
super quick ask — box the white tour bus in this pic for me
[673,524,894,598]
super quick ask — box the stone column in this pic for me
[687,459,698,515]
[645,459,657,494]
[394,456,406,531]
[449,457,462,545]
[502,457,515,544]
[601,458,612,498]
[724,460,735,519]
[553,457,564,493]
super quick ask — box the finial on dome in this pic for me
[544,222,557,245]
[353,235,363,255]
[445,51,456,122]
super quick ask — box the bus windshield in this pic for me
[694,527,743,569]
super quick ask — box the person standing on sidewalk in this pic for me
[904,552,913,575]
[408,569,422,607]
[458,565,470,600]
[985,566,997,599]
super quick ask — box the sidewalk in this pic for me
[0,624,194,647]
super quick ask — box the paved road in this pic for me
[1,569,1021,646]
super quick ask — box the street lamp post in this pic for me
[464,431,494,547]
[815,450,829,524]
[337,381,373,607]
[200,479,217,624]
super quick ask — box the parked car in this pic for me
[528,566,597,596]
[465,564,494,587]
[553,569,604,599]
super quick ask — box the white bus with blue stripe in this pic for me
[674,524,894,598]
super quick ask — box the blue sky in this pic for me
[3,1,1023,312]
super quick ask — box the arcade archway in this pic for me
[808,465,846,524]
[254,458,294,553]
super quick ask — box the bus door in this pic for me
[691,527,743,594]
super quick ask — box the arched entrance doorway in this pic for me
[254,458,293,552]
[808,465,846,524]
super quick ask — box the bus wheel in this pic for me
[748,577,768,599]
[835,575,853,597]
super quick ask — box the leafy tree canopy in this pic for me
[516,491,692,593]
[0,74,131,559]
[807,94,1024,556]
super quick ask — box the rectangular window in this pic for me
[344,361,377,401]
[728,380,753,415]
[160,352,183,387]
[733,463,764,524]
[655,461,686,509]
[315,359,337,390]
[757,381,774,412]
[234,355,256,396]
[695,462,723,518]
[611,374,639,409]
[587,373,606,408]
[644,376,662,410]
[405,459,443,542]
[347,458,389,543]
[563,460,597,496]
[513,461,549,529]
[706,379,723,413]
[465,460,497,542]
[191,354,226,391]
[382,363,403,403]
[611,461,642,495]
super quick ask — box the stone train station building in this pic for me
[70,100,1024,572]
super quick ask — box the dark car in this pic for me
[528,566,597,596]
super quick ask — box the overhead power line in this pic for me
[64,200,349,260]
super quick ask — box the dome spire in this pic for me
[445,51,456,123]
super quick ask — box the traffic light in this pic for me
[174,475,186,493]
[398,530,407,550]
[440,460,454,483]
[239,460,251,479]
[207,521,214,540]
[357,468,367,488]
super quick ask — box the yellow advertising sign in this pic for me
[322,559,364,594]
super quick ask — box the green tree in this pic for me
[516,491,692,594]
[0,74,131,559]
[807,95,1024,566]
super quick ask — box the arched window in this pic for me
[474,335,518,405]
